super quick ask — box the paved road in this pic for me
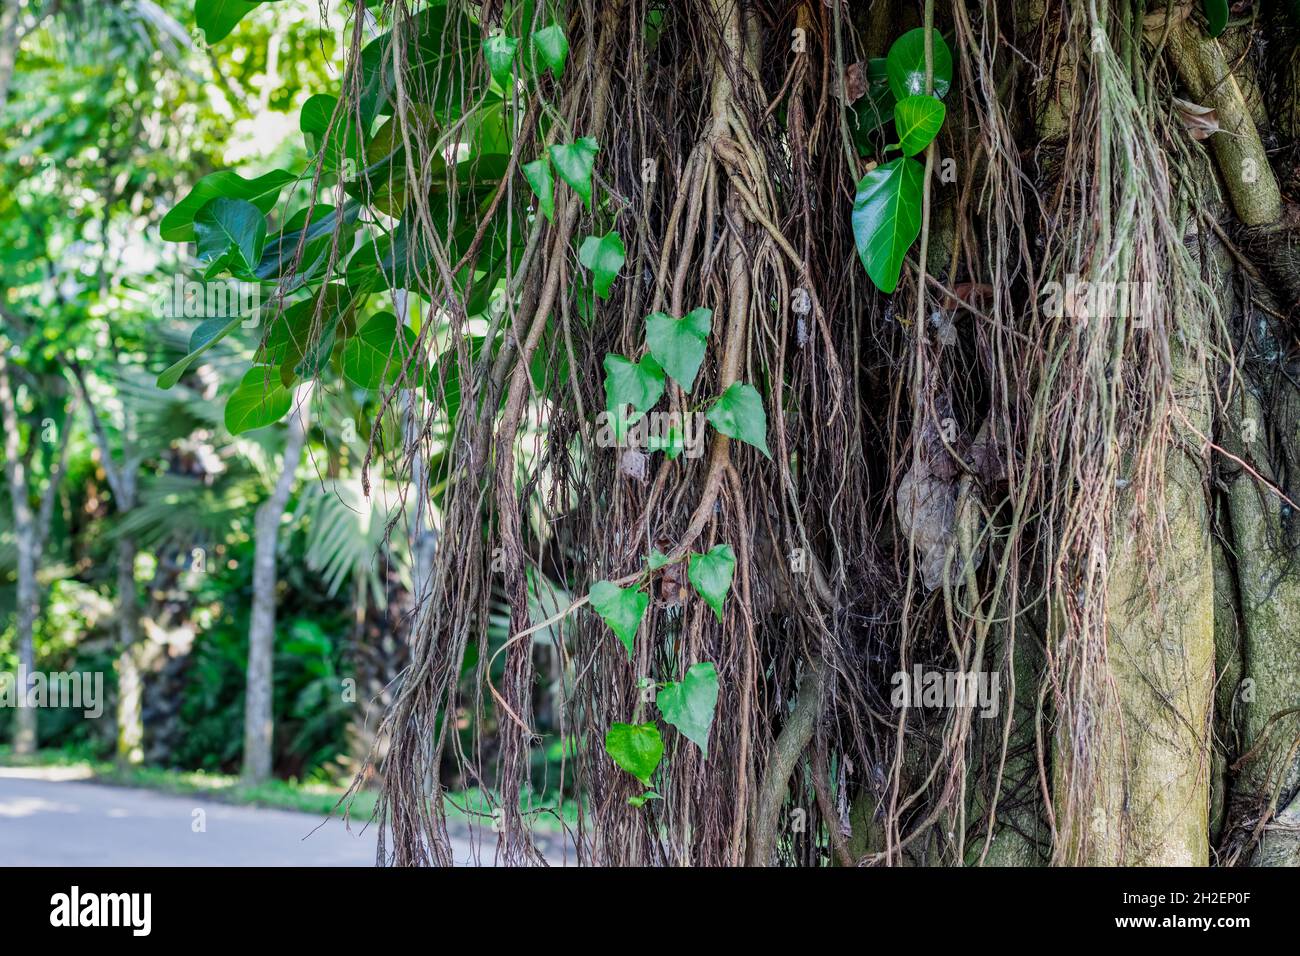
[0,767,389,866]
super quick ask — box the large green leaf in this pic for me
[604,722,664,785]
[853,59,896,154]
[195,0,271,45]
[603,353,664,419]
[645,307,711,392]
[341,312,419,390]
[549,137,598,209]
[885,27,953,100]
[706,382,770,458]
[161,169,296,242]
[851,156,924,294]
[531,23,569,77]
[522,157,555,221]
[351,4,479,128]
[687,545,736,621]
[1202,0,1229,36]
[893,95,945,157]
[224,367,294,434]
[156,315,243,389]
[258,284,352,376]
[657,662,719,756]
[482,33,519,88]
[578,230,625,299]
[589,580,648,658]
[256,202,360,286]
[299,94,362,173]
[194,198,266,274]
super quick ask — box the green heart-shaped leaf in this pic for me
[224,366,294,434]
[893,95,945,156]
[851,156,924,294]
[706,382,770,458]
[886,27,953,100]
[647,549,675,571]
[646,307,711,392]
[522,157,554,221]
[646,422,686,460]
[341,312,419,390]
[549,136,598,209]
[578,230,625,299]
[589,580,648,658]
[194,197,267,274]
[604,722,663,786]
[687,545,735,621]
[531,23,569,78]
[603,353,665,419]
[657,662,719,756]
[482,33,519,88]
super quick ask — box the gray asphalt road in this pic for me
[0,767,390,866]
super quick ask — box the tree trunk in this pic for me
[0,350,37,754]
[11,516,37,754]
[114,533,144,764]
[241,385,312,784]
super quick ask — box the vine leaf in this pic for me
[531,23,569,78]
[603,353,665,419]
[885,27,953,100]
[578,230,625,299]
[687,545,736,621]
[194,197,266,274]
[549,136,598,209]
[646,422,686,460]
[604,722,664,786]
[224,366,293,434]
[893,95,946,156]
[628,790,662,808]
[645,307,711,392]
[706,382,770,458]
[341,312,418,389]
[522,157,555,221]
[589,580,648,658]
[851,156,924,294]
[482,33,519,89]
[657,662,720,757]
[647,549,674,571]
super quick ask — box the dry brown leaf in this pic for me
[1173,96,1220,140]
[841,61,868,104]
